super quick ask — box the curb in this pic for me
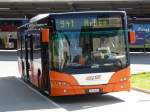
[0,50,17,52]
[132,87,150,94]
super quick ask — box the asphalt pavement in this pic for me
[0,76,62,112]
[51,90,150,112]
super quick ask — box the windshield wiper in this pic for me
[68,65,91,69]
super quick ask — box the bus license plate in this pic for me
[88,89,100,93]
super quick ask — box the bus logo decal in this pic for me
[86,75,101,80]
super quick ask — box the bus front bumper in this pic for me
[50,80,130,96]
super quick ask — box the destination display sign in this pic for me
[55,15,122,31]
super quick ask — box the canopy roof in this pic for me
[0,0,150,18]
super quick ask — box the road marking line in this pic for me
[16,78,68,112]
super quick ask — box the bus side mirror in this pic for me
[128,31,136,44]
[41,29,49,43]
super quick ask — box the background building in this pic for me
[0,0,150,50]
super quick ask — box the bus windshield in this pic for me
[50,15,128,73]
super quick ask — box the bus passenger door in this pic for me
[25,34,33,82]
[21,35,26,80]
[41,29,50,93]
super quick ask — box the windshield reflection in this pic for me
[50,29,127,73]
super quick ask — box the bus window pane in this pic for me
[51,29,127,72]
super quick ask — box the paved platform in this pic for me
[130,52,150,74]
[0,76,66,112]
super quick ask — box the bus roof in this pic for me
[29,11,126,23]
[17,23,30,29]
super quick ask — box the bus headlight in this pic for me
[56,81,70,86]
[120,77,128,82]
[120,78,124,82]
[123,77,128,81]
